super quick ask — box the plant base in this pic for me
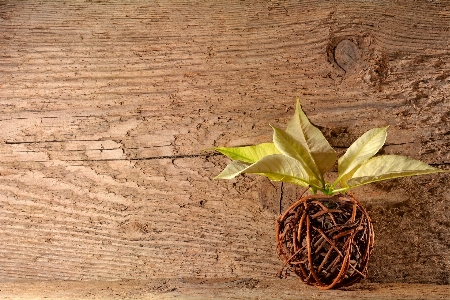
[276,192,374,290]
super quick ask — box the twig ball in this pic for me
[276,193,374,290]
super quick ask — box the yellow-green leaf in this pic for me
[215,160,250,179]
[214,143,280,164]
[215,154,315,189]
[286,98,337,175]
[346,155,446,187]
[337,126,388,187]
[271,125,322,186]
[243,154,313,188]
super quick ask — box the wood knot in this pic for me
[333,39,360,73]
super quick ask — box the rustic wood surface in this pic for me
[0,0,449,297]
[1,279,449,300]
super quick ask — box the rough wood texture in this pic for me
[1,279,449,300]
[0,0,449,297]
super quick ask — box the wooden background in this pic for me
[0,0,449,298]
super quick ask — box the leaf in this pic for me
[286,98,337,176]
[346,155,447,187]
[337,126,388,187]
[215,154,314,188]
[213,143,280,164]
[215,160,250,179]
[271,125,322,186]
[243,154,312,187]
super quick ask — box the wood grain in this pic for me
[0,0,449,291]
[1,279,449,300]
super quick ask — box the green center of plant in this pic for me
[322,183,334,196]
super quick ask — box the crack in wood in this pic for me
[279,182,284,215]
[5,139,105,144]
[5,141,414,147]
[61,152,221,162]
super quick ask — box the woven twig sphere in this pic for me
[276,193,374,290]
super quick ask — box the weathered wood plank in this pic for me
[1,279,449,300]
[0,0,449,291]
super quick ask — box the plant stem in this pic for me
[331,178,341,189]
[331,187,349,194]
[308,182,323,193]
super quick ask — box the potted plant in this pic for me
[210,99,447,290]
